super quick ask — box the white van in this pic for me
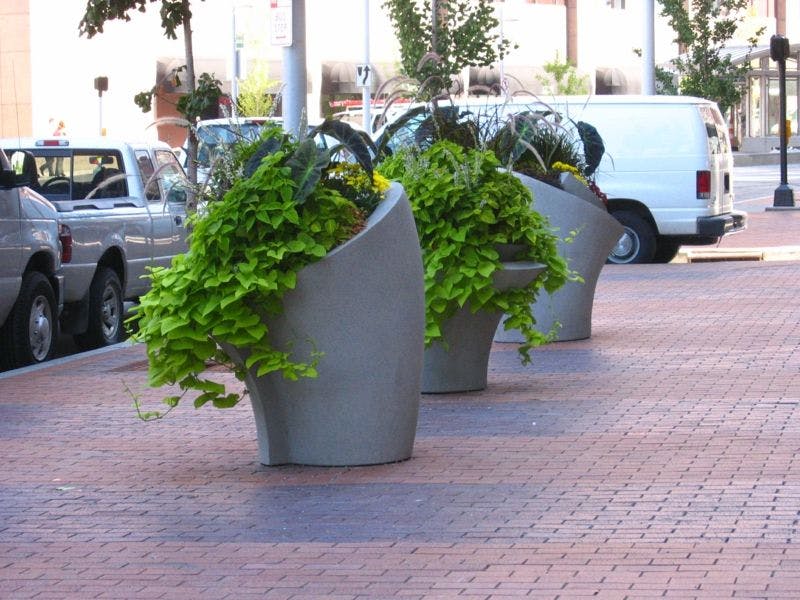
[376,95,746,263]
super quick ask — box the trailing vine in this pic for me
[129,122,384,413]
[378,141,571,363]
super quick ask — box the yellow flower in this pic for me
[551,161,587,185]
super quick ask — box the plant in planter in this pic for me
[129,119,426,466]
[376,102,572,393]
[488,109,624,342]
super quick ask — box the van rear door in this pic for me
[698,104,734,216]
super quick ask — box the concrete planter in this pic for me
[422,261,546,394]
[495,172,623,342]
[225,183,425,466]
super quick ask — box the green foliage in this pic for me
[658,0,765,114]
[235,62,277,117]
[536,53,590,95]
[488,111,596,186]
[382,0,513,95]
[378,141,570,363]
[130,123,382,413]
[176,72,223,122]
[79,0,197,39]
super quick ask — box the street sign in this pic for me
[356,64,372,88]
[270,0,292,47]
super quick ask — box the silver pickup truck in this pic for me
[0,147,65,369]
[2,137,189,365]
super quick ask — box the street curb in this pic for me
[675,246,800,263]
[0,340,137,380]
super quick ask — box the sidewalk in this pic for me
[1,206,800,598]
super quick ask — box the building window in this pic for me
[606,0,626,8]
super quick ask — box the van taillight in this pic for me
[696,170,711,199]
[59,224,72,263]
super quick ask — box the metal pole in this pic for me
[498,1,505,88]
[282,0,307,137]
[231,9,239,112]
[362,0,372,133]
[641,0,656,95]
[773,44,795,207]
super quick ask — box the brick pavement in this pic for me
[1,204,800,598]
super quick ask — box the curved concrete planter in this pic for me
[495,172,623,343]
[422,261,546,394]
[225,183,425,466]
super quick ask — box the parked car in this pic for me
[0,147,65,369]
[1,136,190,354]
[375,95,747,264]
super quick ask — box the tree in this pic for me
[382,0,513,95]
[658,0,765,115]
[79,0,218,193]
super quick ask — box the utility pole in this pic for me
[565,0,577,67]
[362,0,371,133]
[642,0,656,95]
[282,0,307,137]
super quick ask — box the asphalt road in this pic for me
[733,162,800,205]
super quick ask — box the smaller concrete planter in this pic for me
[495,173,623,343]
[422,261,546,394]
[225,183,425,466]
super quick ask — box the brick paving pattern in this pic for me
[1,203,799,598]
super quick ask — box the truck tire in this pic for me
[607,210,656,264]
[73,267,124,350]
[0,272,57,369]
[653,237,682,263]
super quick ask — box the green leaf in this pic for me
[287,139,330,204]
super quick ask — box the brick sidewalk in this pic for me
[2,259,800,598]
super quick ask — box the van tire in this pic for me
[0,272,58,369]
[653,237,682,263]
[73,267,124,350]
[608,210,656,264]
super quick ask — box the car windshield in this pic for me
[196,123,265,168]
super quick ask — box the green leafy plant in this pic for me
[235,62,278,117]
[128,120,388,414]
[378,140,571,362]
[536,53,590,95]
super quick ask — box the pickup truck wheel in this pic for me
[0,272,57,369]
[607,210,656,264]
[74,267,124,350]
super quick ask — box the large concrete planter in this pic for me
[495,172,623,342]
[422,261,546,394]
[225,183,425,466]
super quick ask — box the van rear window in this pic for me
[699,106,730,155]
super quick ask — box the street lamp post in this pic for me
[770,34,795,208]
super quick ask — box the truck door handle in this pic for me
[174,215,183,226]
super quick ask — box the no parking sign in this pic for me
[270,0,292,47]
